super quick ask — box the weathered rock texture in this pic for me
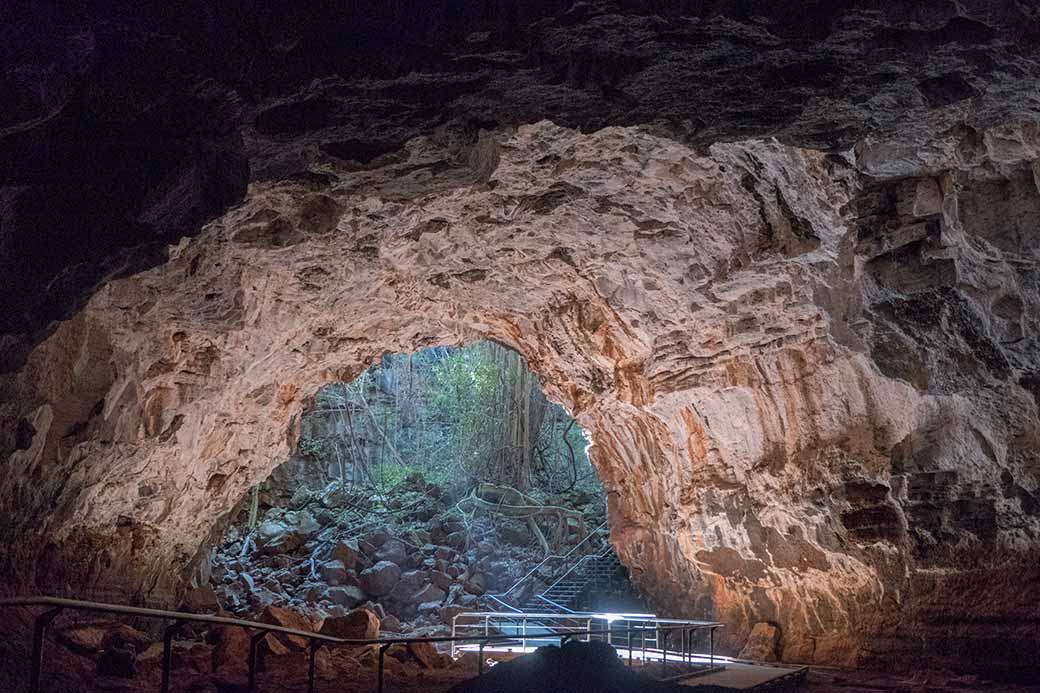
[3,1,1040,369]
[3,119,1038,676]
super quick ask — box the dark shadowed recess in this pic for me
[449,641,688,693]
[3,0,1040,369]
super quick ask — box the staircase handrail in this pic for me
[491,520,609,602]
[542,541,616,596]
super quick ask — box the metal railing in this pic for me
[0,596,723,693]
[451,610,724,674]
[484,520,610,611]
[532,542,618,613]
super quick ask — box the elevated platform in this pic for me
[456,644,807,691]
[676,660,807,690]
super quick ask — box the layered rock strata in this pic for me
[2,120,1038,676]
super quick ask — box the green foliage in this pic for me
[294,340,597,501]
[369,462,454,490]
[297,437,327,460]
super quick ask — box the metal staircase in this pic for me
[521,545,624,613]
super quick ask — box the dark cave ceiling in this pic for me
[2,0,1039,369]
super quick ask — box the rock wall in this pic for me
[2,120,1039,675]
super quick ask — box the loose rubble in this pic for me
[208,473,606,637]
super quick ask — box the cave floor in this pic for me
[3,638,1037,693]
[6,664,1038,692]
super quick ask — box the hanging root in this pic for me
[456,483,588,557]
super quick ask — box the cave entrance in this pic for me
[207,340,646,633]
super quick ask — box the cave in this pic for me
[207,341,643,632]
[2,2,1040,691]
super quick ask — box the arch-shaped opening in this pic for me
[205,340,649,631]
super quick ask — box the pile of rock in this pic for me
[208,476,548,635]
[50,476,603,686]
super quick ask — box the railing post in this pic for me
[161,620,184,693]
[451,615,458,659]
[640,622,647,663]
[307,640,320,693]
[710,626,715,667]
[681,628,688,665]
[247,630,265,692]
[521,617,527,650]
[627,623,633,667]
[478,641,486,676]
[586,618,592,642]
[378,643,391,693]
[29,607,62,693]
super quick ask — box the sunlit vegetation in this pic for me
[294,341,598,505]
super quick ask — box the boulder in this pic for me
[57,624,110,655]
[257,520,301,554]
[213,626,250,673]
[440,605,470,625]
[463,574,486,596]
[261,576,285,594]
[380,614,401,632]
[57,622,150,656]
[411,583,446,605]
[360,530,390,554]
[181,584,221,613]
[386,641,451,669]
[330,540,360,570]
[319,608,380,640]
[320,559,350,586]
[446,583,465,604]
[325,585,366,609]
[385,643,412,663]
[739,622,780,662]
[407,641,451,669]
[360,561,401,597]
[389,569,425,601]
[300,582,326,602]
[374,539,410,567]
[256,512,320,555]
[261,633,292,660]
[245,586,280,610]
[259,605,318,650]
[361,601,386,619]
[430,569,452,590]
[417,600,442,618]
[103,624,152,653]
[216,583,242,609]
